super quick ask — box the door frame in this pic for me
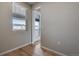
[31,10,41,44]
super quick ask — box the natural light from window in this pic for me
[12,3,27,31]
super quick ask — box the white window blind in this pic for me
[12,3,27,31]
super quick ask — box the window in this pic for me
[35,15,40,30]
[35,21,39,30]
[12,3,27,31]
[12,17,26,30]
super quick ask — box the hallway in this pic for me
[0,2,79,56]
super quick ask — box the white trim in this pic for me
[35,7,40,10]
[41,46,67,56]
[32,39,40,44]
[0,42,31,56]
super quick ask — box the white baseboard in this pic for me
[32,39,40,44]
[0,42,31,56]
[41,46,67,56]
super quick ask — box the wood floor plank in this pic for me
[3,44,59,56]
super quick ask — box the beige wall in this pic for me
[0,2,32,53]
[33,2,79,55]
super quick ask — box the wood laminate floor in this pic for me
[4,44,59,56]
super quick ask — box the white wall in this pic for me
[33,2,79,55]
[0,2,32,53]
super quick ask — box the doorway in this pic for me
[32,9,41,45]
